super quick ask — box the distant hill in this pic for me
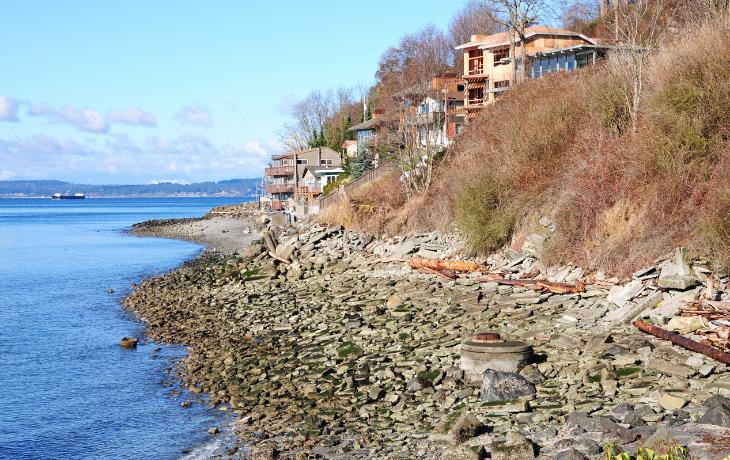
[0,179,262,197]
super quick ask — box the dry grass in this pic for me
[323,14,730,274]
[317,172,407,236]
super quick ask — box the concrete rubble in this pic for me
[124,221,730,459]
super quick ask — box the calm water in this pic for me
[0,197,247,460]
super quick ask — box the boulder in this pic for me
[430,412,484,444]
[699,396,730,427]
[658,247,698,290]
[666,316,708,334]
[480,369,536,402]
[120,337,138,349]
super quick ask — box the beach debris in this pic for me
[106,288,114,294]
[633,320,730,365]
[409,257,487,273]
[119,336,138,349]
[478,275,585,294]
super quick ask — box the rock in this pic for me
[555,448,587,460]
[251,442,278,460]
[439,445,483,460]
[489,431,535,460]
[107,288,114,294]
[604,290,662,324]
[659,393,687,411]
[699,363,715,377]
[208,426,219,434]
[368,385,383,402]
[607,280,644,308]
[574,438,601,456]
[647,358,696,378]
[566,412,637,444]
[430,412,484,444]
[480,369,536,402]
[387,294,404,308]
[120,337,138,349]
[658,247,698,290]
[699,396,730,427]
[519,364,544,385]
[666,315,709,334]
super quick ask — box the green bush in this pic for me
[455,178,515,253]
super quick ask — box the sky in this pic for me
[0,0,467,184]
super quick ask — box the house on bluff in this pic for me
[456,25,609,119]
[262,147,343,216]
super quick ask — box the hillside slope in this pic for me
[324,15,730,275]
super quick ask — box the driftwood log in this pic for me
[633,320,730,365]
[408,258,487,273]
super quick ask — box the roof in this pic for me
[528,43,612,58]
[271,146,339,160]
[348,117,383,133]
[455,26,596,50]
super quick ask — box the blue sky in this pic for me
[0,1,466,184]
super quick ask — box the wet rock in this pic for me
[119,337,138,349]
[480,369,536,402]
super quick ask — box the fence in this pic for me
[319,162,396,211]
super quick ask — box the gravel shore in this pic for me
[125,218,730,459]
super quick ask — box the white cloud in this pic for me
[107,107,157,127]
[0,132,275,182]
[27,101,157,133]
[175,105,212,127]
[57,106,109,133]
[0,96,20,122]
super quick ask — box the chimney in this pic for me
[317,147,322,167]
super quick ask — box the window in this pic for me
[494,80,510,89]
[297,159,308,165]
[493,48,509,66]
[320,159,333,165]
[457,84,465,92]
[468,49,484,75]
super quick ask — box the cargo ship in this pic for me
[51,193,85,200]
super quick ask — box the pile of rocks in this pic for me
[124,222,730,459]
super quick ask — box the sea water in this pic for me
[0,197,247,460]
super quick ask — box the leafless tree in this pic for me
[374,25,451,108]
[487,0,553,83]
[448,1,502,73]
[608,0,665,133]
[561,1,600,33]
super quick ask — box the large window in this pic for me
[468,49,484,75]
[493,48,509,66]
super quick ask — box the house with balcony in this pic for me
[262,146,342,213]
[395,73,466,148]
[456,26,606,118]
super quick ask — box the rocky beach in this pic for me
[126,205,730,459]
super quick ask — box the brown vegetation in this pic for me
[324,12,730,275]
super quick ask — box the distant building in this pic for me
[456,26,607,118]
[347,110,388,167]
[262,146,342,214]
[341,140,358,158]
[393,73,466,148]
